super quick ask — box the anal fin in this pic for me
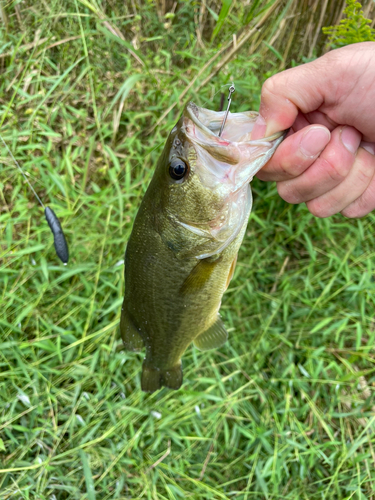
[120,302,144,351]
[194,316,228,351]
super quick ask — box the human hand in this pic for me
[254,42,375,218]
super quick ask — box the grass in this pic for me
[1,0,375,498]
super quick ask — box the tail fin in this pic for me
[141,362,183,393]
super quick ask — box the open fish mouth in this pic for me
[175,103,286,259]
[185,102,285,188]
[186,102,283,141]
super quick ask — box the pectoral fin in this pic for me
[180,256,221,295]
[194,316,228,351]
[120,302,144,351]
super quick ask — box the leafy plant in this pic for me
[323,0,375,48]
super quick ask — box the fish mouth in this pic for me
[184,102,286,191]
[176,102,287,259]
[186,102,284,144]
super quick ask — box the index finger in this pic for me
[252,57,330,139]
[256,124,331,182]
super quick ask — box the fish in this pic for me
[120,102,286,392]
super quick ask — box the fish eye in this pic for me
[169,158,188,181]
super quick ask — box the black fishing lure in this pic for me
[44,207,69,264]
[1,134,69,264]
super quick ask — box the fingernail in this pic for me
[361,141,375,155]
[252,114,266,140]
[341,126,362,154]
[300,126,331,157]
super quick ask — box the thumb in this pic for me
[252,58,328,139]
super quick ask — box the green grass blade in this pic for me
[80,450,96,500]
[211,0,232,42]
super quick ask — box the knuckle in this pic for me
[256,170,271,181]
[282,160,305,178]
[307,199,331,218]
[355,159,374,186]
[278,156,301,178]
[341,206,362,218]
[262,75,279,99]
[277,182,301,204]
[341,196,373,219]
[318,156,348,184]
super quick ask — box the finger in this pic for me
[361,141,375,155]
[257,125,331,181]
[251,57,332,139]
[341,149,375,218]
[290,111,310,132]
[304,111,338,131]
[277,126,362,204]
[306,147,375,218]
[289,111,336,134]
[252,43,375,140]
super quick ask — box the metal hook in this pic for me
[218,84,235,137]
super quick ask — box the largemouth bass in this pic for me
[121,102,286,392]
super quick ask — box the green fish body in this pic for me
[121,103,285,392]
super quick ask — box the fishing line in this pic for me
[114,83,235,185]
[0,133,69,265]
[0,134,45,209]
[1,83,234,264]
[110,82,235,188]
[200,82,235,110]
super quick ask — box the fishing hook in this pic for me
[218,84,235,137]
